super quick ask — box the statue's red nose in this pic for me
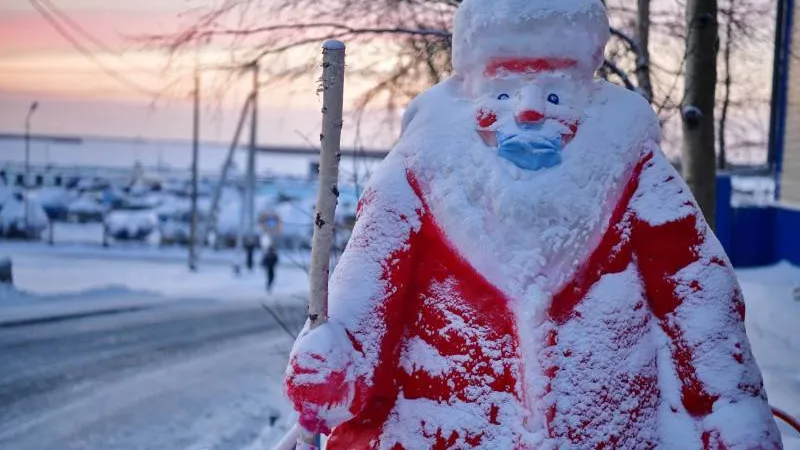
[517,110,544,124]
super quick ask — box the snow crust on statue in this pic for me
[405,0,642,302]
[286,0,782,448]
[452,0,610,76]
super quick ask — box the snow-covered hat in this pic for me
[452,0,610,76]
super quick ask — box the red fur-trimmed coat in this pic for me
[286,145,781,449]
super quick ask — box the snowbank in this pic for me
[0,283,30,303]
[738,262,800,448]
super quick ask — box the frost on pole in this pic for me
[284,0,782,448]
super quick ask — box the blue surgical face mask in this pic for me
[496,129,564,171]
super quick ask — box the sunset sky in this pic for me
[0,0,396,148]
[0,0,778,162]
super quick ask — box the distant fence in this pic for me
[717,175,800,267]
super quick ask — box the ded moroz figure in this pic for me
[285,0,783,448]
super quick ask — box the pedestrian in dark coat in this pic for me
[261,246,279,293]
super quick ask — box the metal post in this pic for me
[244,61,259,270]
[24,122,30,232]
[24,101,38,236]
[189,70,200,271]
[203,94,253,255]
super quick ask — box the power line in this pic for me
[37,0,171,79]
[36,0,119,56]
[27,0,159,97]
[0,68,159,75]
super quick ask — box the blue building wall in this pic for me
[715,176,733,252]
[716,176,800,267]
[774,206,800,265]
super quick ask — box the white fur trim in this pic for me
[453,0,610,74]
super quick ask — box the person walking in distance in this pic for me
[261,246,279,293]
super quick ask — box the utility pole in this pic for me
[203,94,253,254]
[24,101,39,236]
[189,69,200,271]
[244,61,259,270]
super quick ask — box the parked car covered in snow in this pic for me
[122,193,162,210]
[154,198,191,223]
[0,193,49,239]
[159,217,192,246]
[271,200,314,250]
[0,181,12,209]
[76,177,111,193]
[157,206,208,246]
[100,187,128,210]
[68,196,105,223]
[104,210,157,241]
[214,201,243,249]
[162,179,190,196]
[35,186,72,221]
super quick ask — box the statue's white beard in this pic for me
[419,135,631,303]
[397,77,656,308]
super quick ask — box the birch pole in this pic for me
[308,40,345,329]
[298,39,346,449]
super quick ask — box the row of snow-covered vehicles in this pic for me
[0,173,358,250]
[0,179,158,241]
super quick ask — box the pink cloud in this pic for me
[0,10,182,55]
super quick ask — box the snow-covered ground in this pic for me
[1,241,309,301]
[738,262,800,448]
[0,243,798,447]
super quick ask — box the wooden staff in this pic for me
[298,39,346,450]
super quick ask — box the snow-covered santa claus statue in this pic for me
[286,0,783,448]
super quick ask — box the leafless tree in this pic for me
[681,0,719,228]
[715,0,776,169]
[145,0,651,112]
[144,0,779,188]
[636,0,655,103]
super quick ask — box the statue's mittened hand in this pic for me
[285,322,356,433]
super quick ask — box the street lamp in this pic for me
[24,101,39,234]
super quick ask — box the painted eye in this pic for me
[497,93,510,100]
[547,93,560,105]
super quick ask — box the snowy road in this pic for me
[0,299,300,450]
